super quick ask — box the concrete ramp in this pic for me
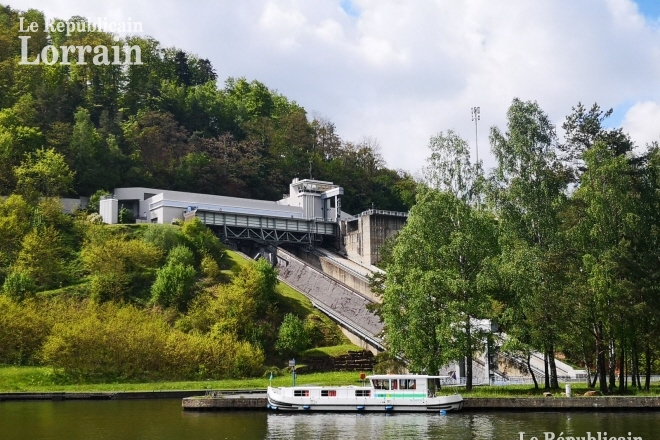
[275,248,384,353]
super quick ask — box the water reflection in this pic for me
[266,411,660,440]
[2,400,659,440]
[266,412,496,440]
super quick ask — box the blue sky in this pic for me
[13,0,660,172]
[635,0,660,18]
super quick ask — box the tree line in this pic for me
[380,99,660,394]
[1,5,416,215]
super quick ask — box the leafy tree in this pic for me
[12,226,65,290]
[275,313,310,357]
[87,189,111,214]
[488,98,570,389]
[14,148,74,201]
[151,261,197,311]
[383,132,498,389]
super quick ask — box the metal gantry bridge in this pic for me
[186,209,338,246]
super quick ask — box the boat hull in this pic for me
[267,388,464,413]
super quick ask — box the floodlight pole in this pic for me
[471,107,480,163]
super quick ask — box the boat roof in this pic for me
[367,374,450,380]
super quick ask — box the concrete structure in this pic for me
[99,179,344,247]
[60,197,89,213]
[99,197,118,224]
[341,209,408,266]
[274,248,384,354]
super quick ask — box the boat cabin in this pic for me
[274,374,451,400]
[367,375,448,397]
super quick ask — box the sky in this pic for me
[12,0,660,175]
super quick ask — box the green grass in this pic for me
[0,367,363,392]
[226,250,350,346]
[459,382,660,398]
[302,344,364,358]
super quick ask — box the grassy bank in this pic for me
[457,382,660,398]
[0,366,363,392]
[3,366,660,396]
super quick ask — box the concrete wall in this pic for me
[100,198,118,224]
[342,213,407,266]
[274,248,383,354]
[283,247,377,302]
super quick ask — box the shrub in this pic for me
[82,237,162,302]
[167,245,195,267]
[275,313,310,357]
[40,302,170,380]
[151,262,197,311]
[142,224,185,254]
[2,269,36,301]
[0,296,51,365]
[39,301,264,380]
[13,226,65,290]
[181,218,224,263]
[118,206,135,224]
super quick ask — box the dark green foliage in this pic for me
[118,207,135,224]
[275,313,310,357]
[0,5,415,213]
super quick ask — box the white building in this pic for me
[100,178,344,225]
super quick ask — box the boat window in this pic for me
[400,379,417,390]
[321,390,337,397]
[294,390,309,397]
[392,380,398,390]
[372,379,382,389]
[355,390,371,397]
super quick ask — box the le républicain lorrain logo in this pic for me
[18,16,143,66]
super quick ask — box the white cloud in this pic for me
[13,0,660,174]
[623,101,660,149]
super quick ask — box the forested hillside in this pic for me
[0,5,357,382]
[0,5,416,214]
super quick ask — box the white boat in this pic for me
[267,374,464,412]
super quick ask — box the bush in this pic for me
[275,313,310,357]
[87,190,111,214]
[181,218,224,263]
[151,262,197,311]
[167,245,195,267]
[142,225,185,254]
[118,207,135,224]
[82,237,162,302]
[40,302,170,380]
[2,269,36,301]
[39,301,264,380]
[0,296,51,365]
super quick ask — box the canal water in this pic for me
[1,399,659,439]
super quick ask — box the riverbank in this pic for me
[2,366,659,399]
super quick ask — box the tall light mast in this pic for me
[471,107,480,163]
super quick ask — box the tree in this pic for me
[11,226,65,290]
[151,244,197,311]
[382,132,498,389]
[275,313,310,357]
[567,141,652,393]
[489,98,570,389]
[14,148,74,201]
